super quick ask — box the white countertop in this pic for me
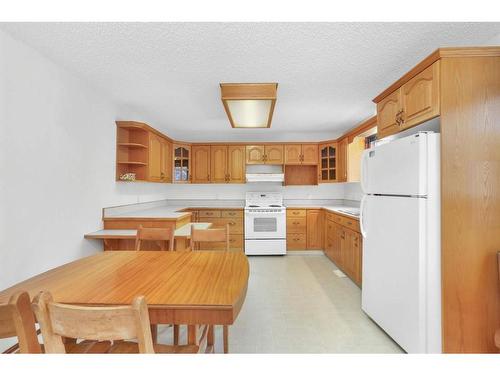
[103,200,360,220]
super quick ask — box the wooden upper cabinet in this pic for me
[246,145,283,164]
[210,145,228,183]
[227,146,246,183]
[173,144,190,183]
[264,145,284,164]
[246,145,265,164]
[319,143,338,183]
[376,61,440,139]
[377,89,402,139]
[161,139,172,183]
[191,145,211,183]
[337,138,348,182]
[284,145,303,165]
[148,134,163,182]
[401,61,440,129]
[302,144,318,165]
[285,144,318,165]
[148,133,171,183]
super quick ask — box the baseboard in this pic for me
[286,250,324,256]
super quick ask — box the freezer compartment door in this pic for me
[361,195,427,353]
[361,133,432,196]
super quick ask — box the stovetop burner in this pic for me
[248,205,259,208]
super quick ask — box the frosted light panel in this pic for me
[226,100,272,128]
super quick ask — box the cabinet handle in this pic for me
[229,221,235,226]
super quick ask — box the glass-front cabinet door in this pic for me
[173,144,191,183]
[319,143,337,182]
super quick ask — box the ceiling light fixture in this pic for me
[220,83,278,128]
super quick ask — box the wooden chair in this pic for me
[135,226,175,251]
[190,224,230,251]
[32,291,211,354]
[0,291,42,353]
[189,224,230,353]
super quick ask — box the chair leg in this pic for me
[150,324,158,344]
[223,325,229,354]
[173,324,180,345]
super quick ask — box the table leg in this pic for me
[150,324,158,344]
[223,325,229,354]
[188,325,197,345]
[173,324,180,345]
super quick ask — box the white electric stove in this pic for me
[244,192,286,255]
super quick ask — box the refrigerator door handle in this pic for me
[359,195,367,238]
[360,151,368,193]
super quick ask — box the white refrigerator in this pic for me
[359,132,441,353]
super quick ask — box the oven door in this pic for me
[245,210,286,239]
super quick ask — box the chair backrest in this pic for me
[32,291,154,354]
[0,291,42,353]
[135,226,175,251]
[190,224,229,251]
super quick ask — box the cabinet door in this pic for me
[352,231,362,286]
[264,145,284,164]
[306,210,323,249]
[148,133,162,182]
[246,145,265,164]
[401,61,440,130]
[324,220,334,260]
[337,138,348,182]
[302,144,319,165]
[331,222,343,265]
[160,139,172,182]
[377,89,402,139]
[210,145,228,183]
[191,145,211,183]
[227,145,246,183]
[284,145,302,165]
[319,143,338,182]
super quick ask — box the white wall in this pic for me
[0,31,171,291]
[125,182,345,201]
[343,182,363,201]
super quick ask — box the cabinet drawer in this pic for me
[286,217,307,233]
[210,218,244,234]
[326,212,343,225]
[198,210,221,218]
[228,234,244,250]
[287,233,306,249]
[199,234,243,250]
[287,209,307,217]
[221,210,243,218]
[343,217,360,232]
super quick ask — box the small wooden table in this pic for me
[0,251,249,352]
[84,222,212,250]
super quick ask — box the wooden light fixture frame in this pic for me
[220,83,278,128]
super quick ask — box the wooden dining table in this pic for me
[0,250,249,352]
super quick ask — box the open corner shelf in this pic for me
[117,161,148,166]
[117,143,148,149]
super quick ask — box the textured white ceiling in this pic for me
[1,22,499,141]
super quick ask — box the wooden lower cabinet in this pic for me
[306,210,323,249]
[192,209,244,251]
[324,211,362,286]
[286,209,324,250]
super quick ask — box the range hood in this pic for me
[246,173,284,183]
[245,164,284,183]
